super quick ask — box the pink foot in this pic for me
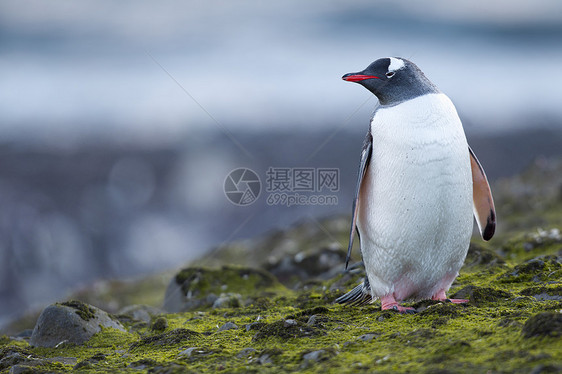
[380,294,416,314]
[431,289,468,304]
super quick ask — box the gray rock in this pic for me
[46,357,78,365]
[303,350,326,362]
[259,353,274,365]
[0,347,77,373]
[163,276,217,313]
[300,349,335,369]
[218,322,238,332]
[178,347,203,358]
[0,349,37,370]
[212,293,243,309]
[306,315,318,326]
[30,300,125,347]
[522,312,562,338]
[163,267,276,313]
[245,322,265,332]
[283,319,297,327]
[127,359,157,370]
[236,348,257,359]
[118,304,164,323]
[15,330,33,338]
[266,247,346,287]
[74,353,106,370]
[9,365,31,374]
[532,293,562,301]
[358,333,377,342]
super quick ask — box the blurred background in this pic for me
[1,0,561,328]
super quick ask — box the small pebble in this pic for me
[284,319,297,327]
[218,322,238,332]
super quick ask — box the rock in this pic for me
[522,312,562,338]
[0,346,77,372]
[499,255,561,283]
[283,319,297,327]
[300,349,335,369]
[245,322,265,332]
[177,347,215,362]
[530,364,562,374]
[178,347,204,358]
[9,365,38,374]
[0,347,37,370]
[117,304,164,323]
[217,322,238,332]
[29,300,125,347]
[266,247,346,287]
[302,349,331,362]
[74,353,107,370]
[257,349,283,365]
[163,266,278,313]
[127,358,157,370]
[212,293,243,309]
[306,315,318,326]
[150,316,168,332]
[520,286,562,301]
[15,330,33,338]
[357,333,377,342]
[236,348,257,359]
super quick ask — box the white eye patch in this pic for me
[388,57,405,73]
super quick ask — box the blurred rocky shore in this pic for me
[0,154,561,373]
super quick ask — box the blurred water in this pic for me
[1,0,562,328]
[1,0,562,145]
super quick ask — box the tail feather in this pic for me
[335,278,372,306]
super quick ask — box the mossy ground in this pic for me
[1,161,562,373]
[1,243,561,373]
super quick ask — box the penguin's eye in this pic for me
[386,71,395,78]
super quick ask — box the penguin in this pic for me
[336,57,496,313]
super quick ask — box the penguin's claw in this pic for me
[431,290,469,304]
[390,305,417,314]
[445,298,469,304]
[381,294,417,314]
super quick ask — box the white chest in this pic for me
[357,93,474,300]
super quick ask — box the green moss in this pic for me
[88,327,137,348]
[175,266,280,296]
[130,328,201,350]
[151,316,168,332]
[4,206,562,372]
[521,312,562,338]
[252,319,325,341]
[498,256,561,283]
[451,285,513,306]
[60,300,96,321]
[520,285,562,297]
[0,335,10,346]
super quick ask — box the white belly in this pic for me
[357,93,473,301]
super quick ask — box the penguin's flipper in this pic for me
[335,277,372,306]
[345,132,373,269]
[469,146,496,241]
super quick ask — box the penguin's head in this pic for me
[342,57,439,106]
